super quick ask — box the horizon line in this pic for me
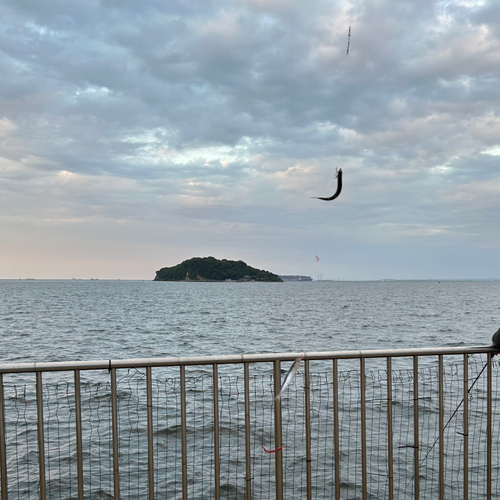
[1,278,500,282]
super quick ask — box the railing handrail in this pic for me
[0,345,497,373]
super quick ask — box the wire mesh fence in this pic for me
[1,352,500,499]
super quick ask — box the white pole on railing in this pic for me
[273,360,283,500]
[387,357,393,500]
[213,364,220,500]
[333,359,340,500]
[74,370,84,500]
[146,367,154,500]
[438,355,444,500]
[244,363,252,500]
[413,356,419,500]
[180,366,188,500]
[487,353,492,500]
[304,359,312,500]
[110,368,120,500]
[463,354,469,500]
[0,373,7,500]
[360,358,367,500]
[36,372,46,500]
[243,363,252,500]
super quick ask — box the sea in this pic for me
[1,280,500,499]
[1,279,499,365]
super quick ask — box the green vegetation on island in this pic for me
[154,257,282,282]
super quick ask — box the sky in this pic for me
[0,0,499,280]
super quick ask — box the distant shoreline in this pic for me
[1,278,500,282]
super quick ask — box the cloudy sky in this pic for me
[0,0,499,280]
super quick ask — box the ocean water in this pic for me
[1,280,499,365]
[1,280,500,499]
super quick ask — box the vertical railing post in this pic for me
[180,365,188,500]
[273,360,283,500]
[36,372,46,500]
[332,359,340,500]
[110,367,120,500]
[0,373,7,500]
[413,356,419,500]
[74,370,84,500]
[360,358,367,500]
[438,355,444,500]
[487,353,492,500]
[146,366,154,500]
[463,354,468,500]
[304,359,312,500]
[387,357,393,500]
[244,363,252,500]
[213,364,220,500]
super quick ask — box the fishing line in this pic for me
[419,359,488,465]
[404,356,491,490]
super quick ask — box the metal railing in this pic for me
[0,345,499,499]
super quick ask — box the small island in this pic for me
[154,257,283,282]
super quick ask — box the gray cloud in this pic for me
[0,0,499,279]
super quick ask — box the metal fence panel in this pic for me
[0,348,499,499]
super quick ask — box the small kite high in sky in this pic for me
[311,168,343,201]
[346,24,351,55]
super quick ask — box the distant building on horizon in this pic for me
[279,275,313,282]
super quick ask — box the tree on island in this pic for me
[154,257,282,282]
